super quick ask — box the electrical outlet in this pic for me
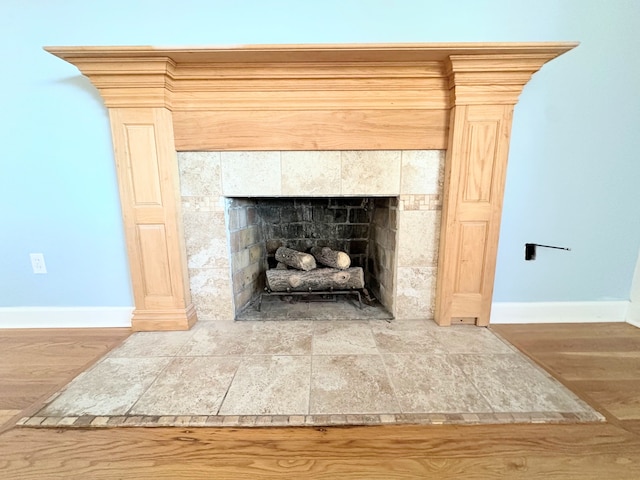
[30,253,47,274]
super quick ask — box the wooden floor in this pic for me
[1,323,639,479]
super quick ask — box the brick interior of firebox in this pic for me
[227,197,397,318]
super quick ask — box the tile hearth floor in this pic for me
[26,319,604,428]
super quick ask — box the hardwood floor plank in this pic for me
[0,424,639,479]
[533,353,640,381]
[491,323,637,340]
[571,379,640,420]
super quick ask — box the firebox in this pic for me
[226,196,398,318]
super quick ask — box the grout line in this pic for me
[215,355,244,416]
[124,356,175,417]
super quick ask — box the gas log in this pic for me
[310,246,351,270]
[266,267,365,292]
[274,246,316,271]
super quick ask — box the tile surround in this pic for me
[178,150,446,321]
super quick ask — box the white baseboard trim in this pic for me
[626,303,640,328]
[0,307,133,329]
[491,301,630,324]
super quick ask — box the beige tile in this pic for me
[182,211,229,269]
[281,151,341,196]
[178,321,255,356]
[430,326,514,354]
[40,357,171,416]
[219,355,311,415]
[247,321,313,355]
[188,268,235,320]
[312,321,377,355]
[370,319,445,354]
[195,305,236,321]
[341,151,401,195]
[310,355,400,414]
[383,354,492,414]
[221,151,281,196]
[130,356,241,415]
[395,266,437,320]
[109,330,196,358]
[397,209,440,267]
[178,152,222,196]
[400,150,444,194]
[451,353,591,413]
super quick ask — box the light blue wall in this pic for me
[1,0,638,308]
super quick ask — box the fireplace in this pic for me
[45,42,577,330]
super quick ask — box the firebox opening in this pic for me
[227,196,397,320]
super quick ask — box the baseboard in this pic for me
[0,307,133,329]
[490,301,630,324]
[626,303,640,328]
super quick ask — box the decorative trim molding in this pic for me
[0,307,133,329]
[490,301,630,324]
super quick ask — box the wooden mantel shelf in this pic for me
[46,42,577,330]
[45,42,577,62]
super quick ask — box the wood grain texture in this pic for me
[1,423,639,479]
[436,105,513,326]
[173,109,449,151]
[2,323,640,479]
[109,108,196,331]
[0,329,129,432]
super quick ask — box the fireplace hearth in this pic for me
[45,42,578,330]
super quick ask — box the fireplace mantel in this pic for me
[46,42,577,330]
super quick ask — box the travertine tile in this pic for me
[109,330,196,358]
[40,357,171,416]
[451,353,590,413]
[178,321,255,356]
[221,151,281,196]
[219,355,311,415]
[178,152,222,197]
[247,321,313,355]
[312,321,377,355]
[370,319,445,354]
[281,151,341,196]
[397,209,440,267]
[182,211,229,269]
[383,354,492,414]
[430,326,514,354]
[400,150,444,194]
[341,151,401,195]
[310,355,400,414]
[130,356,241,415]
[394,267,437,320]
[188,268,234,320]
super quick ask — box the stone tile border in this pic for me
[18,410,604,429]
